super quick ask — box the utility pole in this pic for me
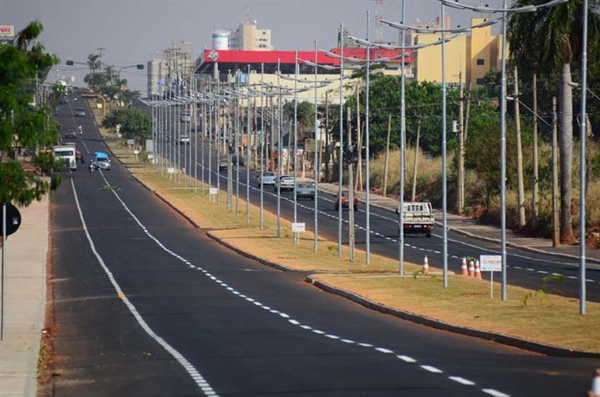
[411,120,421,202]
[347,106,355,262]
[514,67,526,228]
[382,114,391,197]
[532,74,539,229]
[457,71,465,214]
[552,97,560,247]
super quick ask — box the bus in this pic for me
[52,144,78,171]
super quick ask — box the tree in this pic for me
[509,0,600,244]
[102,108,151,146]
[282,100,314,141]
[0,21,60,206]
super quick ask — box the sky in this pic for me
[1,0,499,93]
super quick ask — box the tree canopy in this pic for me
[0,21,60,206]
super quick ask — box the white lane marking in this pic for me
[70,179,218,397]
[421,365,443,373]
[397,355,416,363]
[482,389,511,397]
[96,172,513,396]
[449,376,476,386]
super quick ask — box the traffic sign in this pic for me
[2,203,21,237]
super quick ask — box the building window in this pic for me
[476,58,485,66]
[476,78,485,85]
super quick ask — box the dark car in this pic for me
[231,155,245,167]
[335,190,358,211]
[64,129,77,139]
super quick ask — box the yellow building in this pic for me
[412,17,506,87]
[414,32,468,85]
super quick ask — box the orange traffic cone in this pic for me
[468,260,475,277]
[423,255,430,276]
[461,257,469,276]
[475,260,482,280]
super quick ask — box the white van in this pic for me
[52,144,78,171]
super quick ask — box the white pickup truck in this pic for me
[396,202,435,238]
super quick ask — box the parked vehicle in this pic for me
[274,175,295,192]
[255,171,276,188]
[295,182,315,200]
[396,202,435,238]
[335,190,358,211]
[178,135,191,144]
[52,144,78,171]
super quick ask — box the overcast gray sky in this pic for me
[1,0,497,93]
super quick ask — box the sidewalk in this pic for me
[0,195,49,397]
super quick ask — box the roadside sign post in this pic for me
[292,222,305,246]
[480,255,502,298]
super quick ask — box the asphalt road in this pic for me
[45,94,598,397]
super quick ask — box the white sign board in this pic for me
[127,139,135,146]
[480,255,501,299]
[0,26,15,38]
[292,222,305,233]
[479,255,502,272]
[209,187,218,195]
[167,167,175,174]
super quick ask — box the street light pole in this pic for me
[579,0,589,315]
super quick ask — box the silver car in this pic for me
[94,157,111,170]
[256,171,275,187]
[295,182,315,200]
[274,175,295,192]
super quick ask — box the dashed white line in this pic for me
[449,376,476,386]
[421,365,443,373]
[482,389,511,397]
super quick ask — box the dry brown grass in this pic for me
[94,111,600,353]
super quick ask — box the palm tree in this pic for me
[508,0,600,244]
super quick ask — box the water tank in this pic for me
[212,31,229,50]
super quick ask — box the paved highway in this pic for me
[45,94,598,397]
